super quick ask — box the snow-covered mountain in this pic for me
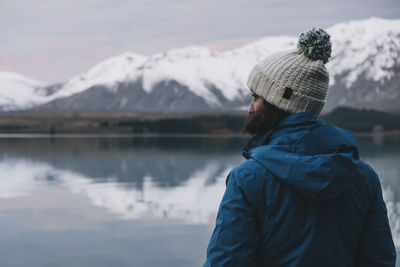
[325,17,400,112]
[0,72,49,111]
[1,17,399,113]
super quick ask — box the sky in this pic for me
[1,0,399,83]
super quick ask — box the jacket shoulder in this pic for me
[226,159,273,206]
[228,158,271,186]
[294,124,358,156]
[356,160,382,199]
[226,159,273,219]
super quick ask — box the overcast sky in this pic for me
[1,0,399,83]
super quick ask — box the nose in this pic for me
[249,98,255,113]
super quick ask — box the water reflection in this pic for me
[0,137,246,224]
[0,136,398,251]
[357,136,400,249]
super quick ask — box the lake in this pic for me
[0,135,398,266]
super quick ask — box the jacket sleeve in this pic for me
[204,169,262,267]
[354,174,396,267]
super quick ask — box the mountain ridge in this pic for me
[1,17,399,113]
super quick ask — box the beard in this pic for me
[242,100,290,137]
[242,109,273,137]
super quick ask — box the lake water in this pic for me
[0,135,398,266]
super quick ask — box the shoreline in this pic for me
[0,131,398,138]
[0,107,398,136]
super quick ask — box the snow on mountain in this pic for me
[324,17,400,110]
[1,17,399,112]
[46,37,297,109]
[327,17,400,88]
[46,17,400,112]
[141,46,225,107]
[0,72,48,111]
[49,52,148,100]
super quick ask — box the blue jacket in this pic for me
[204,112,396,267]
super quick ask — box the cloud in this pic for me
[1,0,399,82]
[203,38,256,51]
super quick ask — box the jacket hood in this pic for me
[243,112,359,202]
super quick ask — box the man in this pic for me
[204,28,396,266]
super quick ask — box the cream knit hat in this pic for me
[247,28,332,117]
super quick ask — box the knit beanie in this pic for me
[247,28,332,117]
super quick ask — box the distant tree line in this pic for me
[98,107,400,134]
[100,115,245,134]
[0,107,398,134]
[322,107,400,133]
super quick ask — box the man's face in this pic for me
[243,93,289,137]
[243,93,268,137]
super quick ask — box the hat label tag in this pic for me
[283,87,293,100]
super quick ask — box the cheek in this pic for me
[254,99,265,111]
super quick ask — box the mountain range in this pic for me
[1,17,399,113]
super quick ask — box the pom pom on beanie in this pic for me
[298,27,332,63]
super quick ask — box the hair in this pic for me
[242,99,290,137]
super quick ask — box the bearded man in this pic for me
[203,28,396,267]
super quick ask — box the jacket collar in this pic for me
[242,112,322,159]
